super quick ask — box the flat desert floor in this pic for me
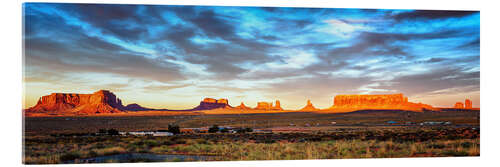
[23,110,480,164]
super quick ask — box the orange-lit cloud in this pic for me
[23,4,480,109]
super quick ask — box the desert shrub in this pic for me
[88,150,98,157]
[24,155,61,164]
[98,129,107,134]
[94,143,106,149]
[160,139,176,146]
[97,146,126,156]
[460,141,473,148]
[173,138,187,145]
[442,150,469,156]
[144,139,159,147]
[236,128,253,133]
[427,143,446,149]
[208,125,219,133]
[168,124,181,135]
[107,129,119,136]
[126,142,142,152]
[263,139,276,144]
[196,138,210,144]
[59,152,81,161]
[151,145,171,153]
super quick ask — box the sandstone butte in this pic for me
[453,99,473,109]
[192,98,232,110]
[25,90,126,114]
[254,100,283,110]
[329,93,434,112]
[25,91,235,115]
[455,102,465,109]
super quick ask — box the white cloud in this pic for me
[267,50,319,69]
[316,19,373,38]
[357,82,397,94]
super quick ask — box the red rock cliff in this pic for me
[255,102,272,110]
[254,100,283,110]
[192,98,232,110]
[26,90,125,114]
[331,93,433,111]
[454,102,465,109]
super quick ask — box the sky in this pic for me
[23,3,480,110]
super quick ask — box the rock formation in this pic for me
[453,99,473,109]
[25,90,126,114]
[123,103,153,111]
[235,102,251,110]
[272,100,283,110]
[192,98,232,110]
[455,102,465,109]
[255,100,283,110]
[300,100,319,111]
[255,102,273,110]
[465,99,472,109]
[331,93,434,111]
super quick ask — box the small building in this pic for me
[420,121,452,126]
[253,129,272,133]
[152,132,174,136]
[122,131,173,136]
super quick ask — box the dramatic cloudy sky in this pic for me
[23,3,480,109]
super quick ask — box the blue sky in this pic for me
[23,3,480,109]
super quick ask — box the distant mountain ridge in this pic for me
[123,103,155,111]
[25,90,474,116]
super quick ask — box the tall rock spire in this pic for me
[300,99,319,111]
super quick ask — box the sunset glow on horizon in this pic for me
[23,3,480,110]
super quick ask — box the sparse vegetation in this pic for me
[24,111,479,135]
[168,124,181,135]
[208,125,219,133]
[23,111,480,164]
[23,127,479,164]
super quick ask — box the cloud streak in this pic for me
[23,3,480,109]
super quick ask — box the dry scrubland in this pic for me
[23,110,480,164]
[24,110,479,135]
[24,127,479,164]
